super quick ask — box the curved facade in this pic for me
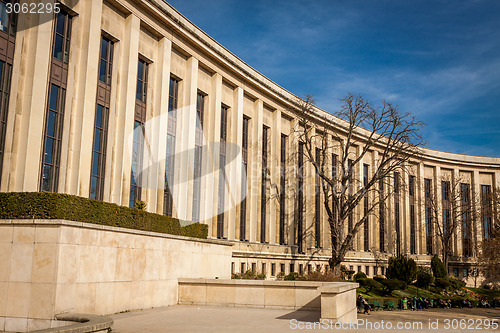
[0,0,498,286]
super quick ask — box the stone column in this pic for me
[64,0,103,197]
[453,168,461,257]
[173,56,198,220]
[434,166,442,258]
[249,99,263,242]
[149,38,171,214]
[403,163,411,255]
[271,108,281,244]
[417,162,425,255]
[110,13,140,206]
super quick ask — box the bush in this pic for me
[448,276,466,290]
[0,192,207,239]
[284,272,299,281]
[232,270,265,280]
[297,270,341,282]
[354,271,367,281]
[340,265,355,280]
[357,278,383,293]
[431,255,447,278]
[373,276,386,283]
[380,278,407,294]
[435,277,452,290]
[416,267,434,289]
[386,256,417,284]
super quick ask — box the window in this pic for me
[0,2,15,186]
[279,134,287,245]
[41,10,72,192]
[363,164,369,251]
[251,263,256,273]
[453,268,459,278]
[262,263,266,275]
[130,59,148,207]
[290,263,294,273]
[379,178,385,252]
[53,11,71,63]
[366,266,370,276]
[281,263,285,274]
[347,159,353,232]
[481,185,492,240]
[461,183,472,257]
[297,142,304,253]
[394,172,401,256]
[90,36,114,200]
[241,262,245,274]
[217,105,228,239]
[271,263,276,276]
[463,268,468,278]
[261,125,269,243]
[442,181,451,237]
[315,148,321,248]
[299,264,303,275]
[192,92,205,222]
[164,77,178,216]
[425,179,433,254]
[240,116,249,241]
[409,175,416,254]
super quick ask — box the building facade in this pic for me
[0,0,498,286]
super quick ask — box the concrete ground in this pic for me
[110,305,500,333]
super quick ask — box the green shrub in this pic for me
[354,271,367,281]
[357,278,383,293]
[435,277,452,290]
[431,255,447,278]
[373,276,386,283]
[340,265,355,280]
[416,267,434,289]
[134,200,147,210]
[0,192,207,239]
[386,256,417,284]
[448,276,466,290]
[297,270,341,282]
[284,272,299,281]
[380,278,407,295]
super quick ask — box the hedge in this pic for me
[0,192,207,239]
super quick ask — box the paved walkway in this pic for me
[110,305,500,332]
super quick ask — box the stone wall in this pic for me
[0,220,232,332]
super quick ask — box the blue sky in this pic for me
[167,0,500,157]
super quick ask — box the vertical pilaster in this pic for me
[417,162,425,255]
[403,163,410,255]
[434,166,442,258]
[64,0,103,197]
[249,99,263,242]
[453,168,461,257]
[110,13,140,206]
[472,170,481,257]
[270,108,281,245]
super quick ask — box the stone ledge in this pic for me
[318,282,359,294]
[178,278,329,288]
[29,314,113,333]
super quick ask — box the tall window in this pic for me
[409,175,416,254]
[129,59,148,207]
[240,116,249,241]
[461,183,472,257]
[0,1,15,186]
[332,154,338,226]
[192,92,205,222]
[90,36,113,200]
[164,77,178,216]
[481,185,492,240]
[297,142,304,253]
[394,172,401,256]
[261,125,269,243]
[217,105,228,239]
[425,178,433,254]
[363,164,369,251]
[279,134,287,245]
[442,181,451,237]
[379,178,385,252]
[347,159,353,233]
[41,10,72,192]
[315,148,321,248]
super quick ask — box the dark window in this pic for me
[279,134,287,245]
[290,263,294,273]
[409,175,416,254]
[41,10,72,192]
[240,116,249,241]
[90,36,113,200]
[0,2,15,186]
[315,148,321,248]
[481,185,492,240]
[217,105,228,239]
[130,58,148,207]
[425,178,433,254]
[442,181,451,237]
[461,183,472,257]
[241,262,245,274]
[262,263,266,275]
[379,178,385,252]
[90,105,109,200]
[332,154,338,229]
[280,263,285,273]
[271,263,275,276]
[297,142,304,253]
[363,164,369,251]
[394,172,401,256]
[192,92,205,222]
[53,11,71,63]
[348,159,353,235]
[164,77,179,216]
[261,125,269,243]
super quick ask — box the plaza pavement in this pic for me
[110,305,500,333]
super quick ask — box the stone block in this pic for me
[264,285,295,308]
[5,317,28,332]
[207,284,235,305]
[32,243,57,283]
[28,283,55,319]
[179,282,206,304]
[6,282,31,317]
[34,226,60,244]
[0,243,12,281]
[54,283,76,314]
[13,226,35,243]
[0,225,13,243]
[9,243,33,282]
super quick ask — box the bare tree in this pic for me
[426,176,479,273]
[478,187,500,283]
[294,94,425,273]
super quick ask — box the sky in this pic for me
[166,0,500,157]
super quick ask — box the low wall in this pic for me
[0,220,232,332]
[178,278,358,321]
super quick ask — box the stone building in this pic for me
[0,0,498,286]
